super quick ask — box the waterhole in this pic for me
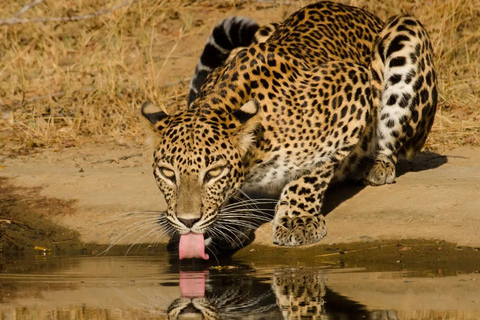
[1,246,480,320]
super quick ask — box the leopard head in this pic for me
[168,297,219,320]
[141,99,260,255]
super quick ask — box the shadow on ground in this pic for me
[322,152,448,216]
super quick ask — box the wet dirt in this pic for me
[240,241,480,276]
[0,178,83,252]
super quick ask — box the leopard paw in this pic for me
[364,154,396,186]
[272,203,327,246]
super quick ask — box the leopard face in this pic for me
[168,297,219,320]
[142,100,260,237]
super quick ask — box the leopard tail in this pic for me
[188,17,259,106]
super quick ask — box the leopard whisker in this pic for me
[206,228,232,254]
[227,198,278,205]
[214,224,250,244]
[223,202,277,212]
[217,216,261,225]
[215,228,244,249]
[105,224,161,255]
[100,217,166,256]
[205,245,220,265]
[210,225,244,249]
[150,224,175,247]
[153,223,176,244]
[217,214,272,223]
[221,292,276,315]
[236,190,277,205]
[98,211,164,226]
[222,208,275,214]
[220,208,274,214]
[158,224,176,237]
[219,219,265,230]
[219,211,274,221]
[237,189,253,200]
[157,216,173,229]
[222,205,277,213]
[217,221,259,230]
[223,215,273,222]
[229,194,278,201]
[125,223,166,255]
[229,200,278,206]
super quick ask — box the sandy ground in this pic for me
[1,144,479,250]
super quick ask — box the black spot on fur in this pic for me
[386,35,410,58]
[387,94,398,106]
[389,56,406,68]
[389,74,402,85]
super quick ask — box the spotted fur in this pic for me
[142,1,437,248]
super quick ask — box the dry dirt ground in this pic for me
[1,143,479,252]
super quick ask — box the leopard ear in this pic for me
[232,99,259,124]
[233,99,261,155]
[141,101,169,129]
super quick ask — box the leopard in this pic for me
[141,1,437,258]
[166,269,398,319]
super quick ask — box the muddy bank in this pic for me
[0,178,83,252]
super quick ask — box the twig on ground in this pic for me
[3,87,94,109]
[14,0,44,18]
[0,219,34,230]
[90,153,142,164]
[0,0,138,26]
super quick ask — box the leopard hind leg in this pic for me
[366,15,438,186]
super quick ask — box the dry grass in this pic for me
[0,0,479,155]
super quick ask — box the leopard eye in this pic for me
[158,167,176,182]
[204,166,225,183]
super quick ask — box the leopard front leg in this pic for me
[273,165,334,246]
[271,62,372,245]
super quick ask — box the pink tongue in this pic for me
[179,271,207,297]
[179,233,209,260]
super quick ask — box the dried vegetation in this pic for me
[0,0,479,155]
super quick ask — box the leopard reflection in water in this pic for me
[167,269,398,320]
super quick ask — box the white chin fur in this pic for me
[204,236,212,247]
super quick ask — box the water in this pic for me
[1,251,480,320]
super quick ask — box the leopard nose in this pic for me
[178,218,200,228]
